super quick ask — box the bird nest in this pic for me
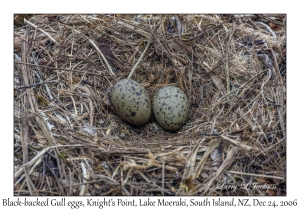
[14,14,286,196]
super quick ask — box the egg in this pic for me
[152,86,190,131]
[110,79,152,126]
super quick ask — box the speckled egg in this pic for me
[152,86,190,131]
[110,79,152,126]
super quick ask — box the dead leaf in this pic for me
[210,148,220,160]
[266,189,277,196]
[269,22,282,31]
[106,128,111,135]
[254,177,271,184]
[200,172,209,178]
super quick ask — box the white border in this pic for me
[2,0,298,209]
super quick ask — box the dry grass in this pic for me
[14,14,286,196]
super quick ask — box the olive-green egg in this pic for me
[152,86,190,131]
[110,79,152,126]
